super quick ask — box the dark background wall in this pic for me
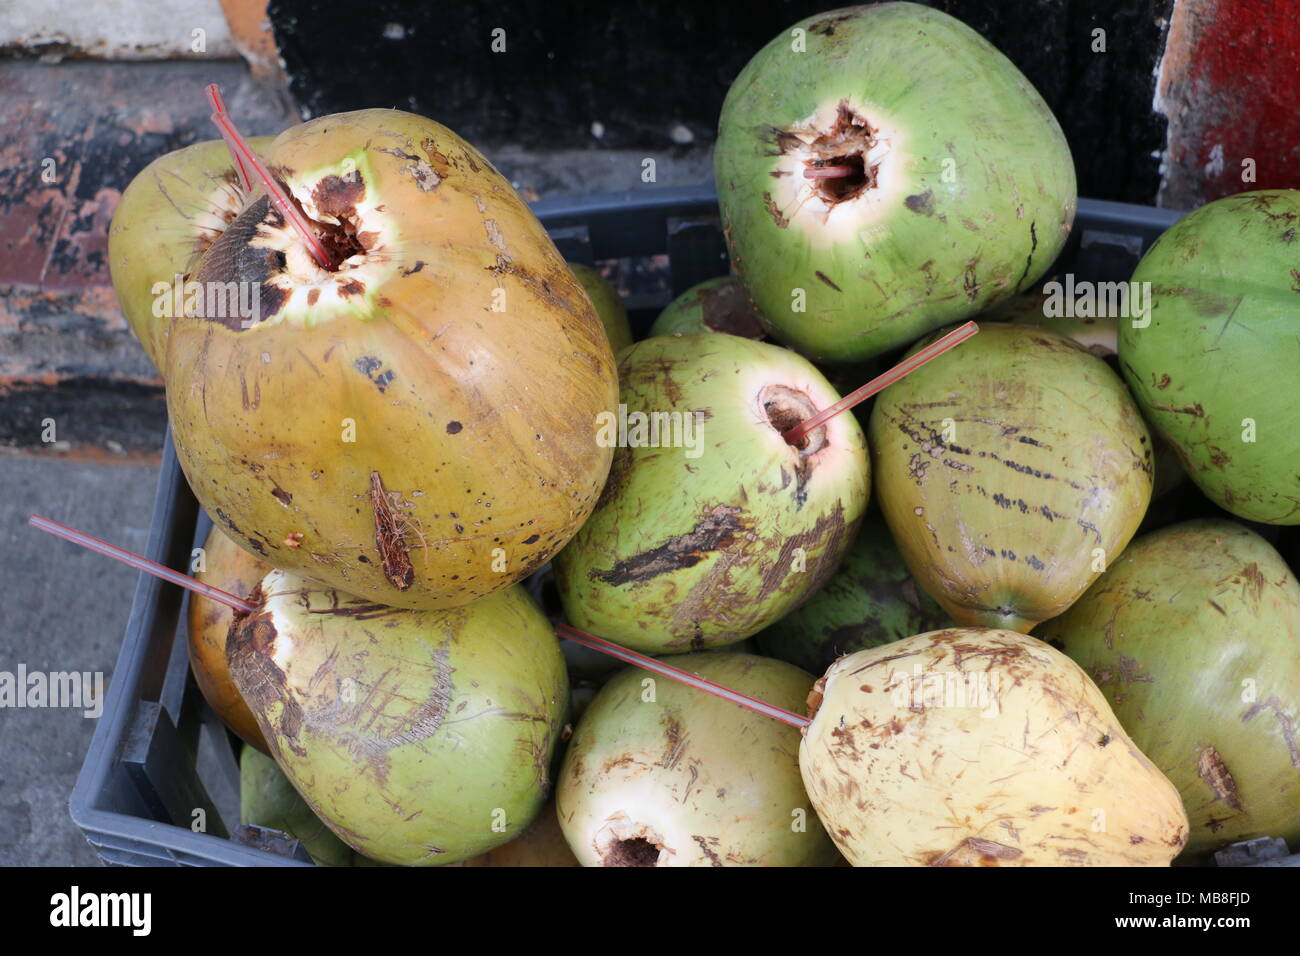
[270,0,1174,205]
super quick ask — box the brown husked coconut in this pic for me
[799,628,1189,866]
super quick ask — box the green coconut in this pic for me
[107,136,273,371]
[985,292,1188,501]
[757,508,950,673]
[1119,190,1300,525]
[228,571,568,866]
[554,333,870,653]
[1038,519,1300,859]
[557,651,839,866]
[869,322,1153,632]
[715,3,1076,364]
[648,276,765,339]
[239,744,364,867]
[570,262,634,354]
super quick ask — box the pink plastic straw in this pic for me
[206,84,253,194]
[558,623,810,728]
[28,514,255,613]
[27,513,811,729]
[804,165,858,179]
[783,321,980,445]
[204,83,336,270]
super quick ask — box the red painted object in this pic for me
[1158,0,1300,206]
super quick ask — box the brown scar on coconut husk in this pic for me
[370,470,415,590]
[225,586,308,759]
[805,675,827,725]
[1196,745,1243,810]
[589,504,749,585]
[755,501,847,604]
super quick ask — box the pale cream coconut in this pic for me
[800,628,1189,866]
[557,652,839,866]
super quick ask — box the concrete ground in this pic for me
[0,444,164,864]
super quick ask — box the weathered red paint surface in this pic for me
[1158,0,1300,207]
[0,59,292,452]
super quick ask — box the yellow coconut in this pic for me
[188,524,272,751]
[800,628,1189,866]
[868,323,1152,631]
[164,110,618,609]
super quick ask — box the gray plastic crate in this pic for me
[71,186,1291,867]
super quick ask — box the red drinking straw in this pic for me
[204,83,336,270]
[205,84,254,194]
[803,165,859,179]
[28,514,807,727]
[28,514,255,613]
[558,623,810,729]
[783,321,980,445]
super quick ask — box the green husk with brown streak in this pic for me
[648,276,765,339]
[1039,519,1300,859]
[229,571,568,866]
[554,333,869,653]
[1119,190,1300,525]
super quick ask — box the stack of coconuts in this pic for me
[109,3,1299,867]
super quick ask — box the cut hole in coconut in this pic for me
[315,213,366,266]
[760,384,826,455]
[799,102,879,205]
[807,153,870,203]
[603,837,662,867]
